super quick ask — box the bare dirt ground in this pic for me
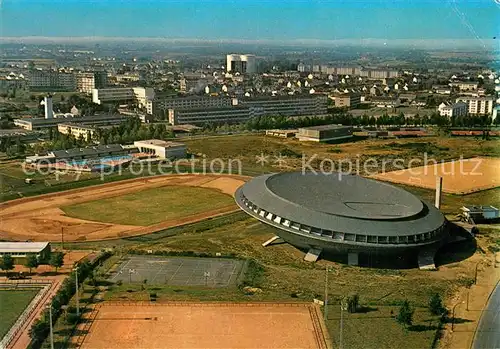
[79,303,331,349]
[371,157,500,194]
[0,174,248,242]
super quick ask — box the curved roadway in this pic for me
[473,282,500,349]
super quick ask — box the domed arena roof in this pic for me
[236,172,445,240]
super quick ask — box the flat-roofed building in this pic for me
[226,54,257,74]
[168,106,254,126]
[57,123,102,141]
[265,129,298,138]
[29,70,76,91]
[133,139,186,159]
[450,81,478,91]
[455,96,495,115]
[92,87,154,108]
[334,93,361,108]
[14,114,127,131]
[438,101,468,118]
[148,96,235,116]
[76,72,95,94]
[239,94,328,117]
[297,125,353,142]
[0,242,51,262]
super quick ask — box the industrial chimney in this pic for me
[435,176,443,209]
[43,95,54,119]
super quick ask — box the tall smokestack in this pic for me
[44,95,53,119]
[435,176,443,209]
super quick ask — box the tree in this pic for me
[29,318,49,345]
[0,254,15,274]
[49,252,65,272]
[25,254,39,274]
[346,293,360,313]
[396,300,414,328]
[429,293,445,316]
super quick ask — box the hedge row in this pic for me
[28,252,112,349]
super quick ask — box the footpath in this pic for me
[441,252,500,349]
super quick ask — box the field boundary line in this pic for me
[99,301,312,307]
[0,281,52,349]
[0,173,251,207]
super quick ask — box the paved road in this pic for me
[473,282,500,349]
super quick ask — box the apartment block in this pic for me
[168,106,255,125]
[29,70,76,91]
[438,102,468,118]
[238,94,328,117]
[92,87,154,108]
[456,96,495,115]
[148,96,235,116]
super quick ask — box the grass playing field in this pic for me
[0,290,39,338]
[61,186,235,226]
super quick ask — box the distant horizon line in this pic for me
[0,36,496,51]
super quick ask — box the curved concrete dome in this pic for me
[265,172,423,220]
[236,172,446,240]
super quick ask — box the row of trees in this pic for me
[0,252,65,275]
[336,292,446,330]
[243,111,496,131]
[29,252,112,348]
[94,117,173,145]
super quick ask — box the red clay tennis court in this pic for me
[79,302,331,349]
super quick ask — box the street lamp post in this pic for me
[74,265,80,316]
[340,297,348,349]
[324,267,329,321]
[61,226,64,251]
[47,303,54,349]
[474,262,481,285]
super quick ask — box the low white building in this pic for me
[92,87,154,108]
[0,242,51,260]
[461,206,499,221]
[133,139,186,159]
[438,101,468,118]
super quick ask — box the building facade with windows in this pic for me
[0,242,51,262]
[168,106,255,125]
[226,54,257,74]
[456,96,495,115]
[438,101,468,118]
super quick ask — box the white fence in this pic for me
[0,281,52,349]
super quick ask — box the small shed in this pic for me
[460,206,499,222]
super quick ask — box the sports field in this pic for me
[371,157,500,194]
[0,290,38,338]
[61,186,235,226]
[109,256,244,287]
[79,303,330,349]
[0,174,247,242]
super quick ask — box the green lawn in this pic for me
[61,186,235,226]
[325,305,440,349]
[0,290,39,338]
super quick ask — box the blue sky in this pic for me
[1,0,498,40]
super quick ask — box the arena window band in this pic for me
[240,194,446,246]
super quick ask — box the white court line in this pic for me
[186,259,203,285]
[225,262,240,287]
[110,258,132,281]
[150,261,166,283]
[167,260,185,284]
